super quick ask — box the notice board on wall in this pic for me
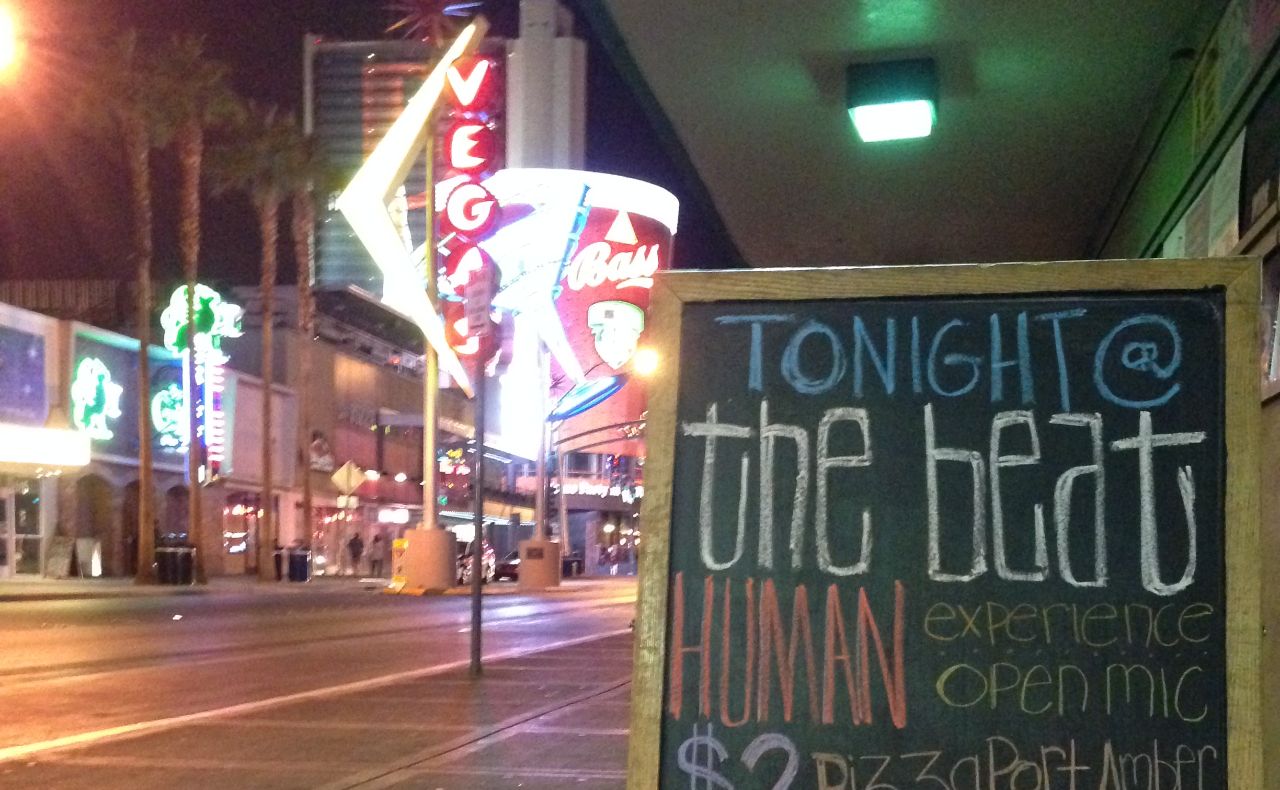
[628,260,1265,789]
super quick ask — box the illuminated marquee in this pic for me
[160,284,243,480]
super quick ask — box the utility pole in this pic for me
[422,133,439,531]
[466,248,496,678]
[532,346,548,540]
[469,343,486,677]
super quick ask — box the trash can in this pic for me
[287,548,311,582]
[273,548,284,581]
[155,546,196,585]
[155,547,176,584]
[176,546,195,584]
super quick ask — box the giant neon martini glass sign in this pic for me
[160,284,243,480]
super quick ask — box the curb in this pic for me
[0,576,633,604]
[0,581,383,603]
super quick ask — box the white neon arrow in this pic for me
[335,18,489,396]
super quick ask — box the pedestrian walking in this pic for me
[369,533,389,577]
[347,532,364,576]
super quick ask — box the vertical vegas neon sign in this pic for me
[160,284,243,480]
[438,53,503,355]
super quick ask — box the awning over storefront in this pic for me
[0,422,90,475]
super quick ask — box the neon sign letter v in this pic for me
[447,59,491,108]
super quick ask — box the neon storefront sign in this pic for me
[551,479,645,504]
[160,284,243,480]
[71,357,123,441]
[151,382,186,450]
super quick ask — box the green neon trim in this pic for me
[151,383,187,450]
[160,283,244,354]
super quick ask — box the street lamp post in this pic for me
[544,362,616,558]
[532,345,550,542]
[555,420,570,556]
[542,351,658,570]
[550,417,645,568]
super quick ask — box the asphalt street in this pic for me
[0,577,637,788]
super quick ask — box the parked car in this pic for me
[456,540,496,585]
[495,549,520,581]
[561,551,584,577]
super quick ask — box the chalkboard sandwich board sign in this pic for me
[628,260,1265,789]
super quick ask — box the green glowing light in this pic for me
[160,283,243,355]
[849,99,935,143]
[71,357,123,441]
[151,383,187,450]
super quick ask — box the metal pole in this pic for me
[423,351,439,529]
[422,132,439,531]
[469,349,486,677]
[556,424,570,561]
[533,422,548,541]
[533,347,548,540]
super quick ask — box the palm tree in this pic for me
[71,32,166,583]
[208,103,296,582]
[150,35,242,583]
[281,131,331,556]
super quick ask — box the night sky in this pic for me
[0,0,738,297]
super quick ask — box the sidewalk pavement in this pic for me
[1,631,635,789]
[0,574,630,603]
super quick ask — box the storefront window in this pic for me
[312,507,365,576]
[14,483,41,574]
[0,476,43,576]
[595,516,640,576]
[222,493,264,574]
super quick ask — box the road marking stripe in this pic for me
[0,595,637,690]
[0,627,631,765]
[192,718,477,733]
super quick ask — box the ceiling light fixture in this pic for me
[846,58,937,143]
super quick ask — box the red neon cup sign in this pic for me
[557,205,674,372]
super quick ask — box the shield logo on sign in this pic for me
[587,301,645,369]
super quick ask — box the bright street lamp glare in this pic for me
[0,6,18,78]
[632,347,659,377]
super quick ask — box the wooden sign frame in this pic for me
[628,258,1265,788]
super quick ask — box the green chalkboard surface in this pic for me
[656,291,1228,788]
